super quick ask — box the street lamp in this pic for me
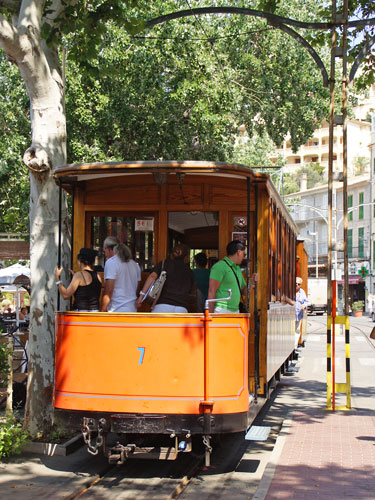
[309,231,319,278]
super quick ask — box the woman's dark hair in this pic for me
[77,248,97,267]
[194,252,207,268]
[170,243,190,260]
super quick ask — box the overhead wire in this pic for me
[183,0,238,105]
[132,26,274,41]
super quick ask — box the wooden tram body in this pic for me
[53,161,298,463]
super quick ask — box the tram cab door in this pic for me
[168,211,219,312]
[167,211,219,261]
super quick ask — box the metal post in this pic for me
[316,232,319,278]
[202,307,213,467]
[57,180,62,310]
[254,184,260,402]
[326,0,336,411]
[332,279,336,411]
[370,114,375,296]
[342,0,349,316]
[246,176,251,310]
[328,0,336,319]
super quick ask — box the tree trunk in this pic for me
[22,45,70,434]
[0,17,70,433]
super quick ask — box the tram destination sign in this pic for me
[135,218,154,232]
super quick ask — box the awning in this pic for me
[337,275,363,285]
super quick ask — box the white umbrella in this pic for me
[0,264,30,324]
[0,263,30,286]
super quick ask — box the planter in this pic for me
[353,310,363,317]
[22,434,83,456]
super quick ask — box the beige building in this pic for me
[269,119,371,177]
[284,175,373,306]
[269,84,375,177]
[279,85,375,311]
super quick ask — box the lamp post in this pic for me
[309,231,319,278]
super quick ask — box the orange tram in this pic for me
[53,160,300,465]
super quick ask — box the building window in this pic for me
[348,228,352,258]
[358,227,364,258]
[348,194,353,221]
[359,192,364,219]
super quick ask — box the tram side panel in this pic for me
[249,186,297,394]
[54,312,249,434]
[266,302,294,381]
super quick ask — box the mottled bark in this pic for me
[0,1,70,434]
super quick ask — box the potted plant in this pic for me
[351,300,364,317]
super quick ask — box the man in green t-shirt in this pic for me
[208,240,257,313]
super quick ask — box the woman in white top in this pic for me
[100,236,141,312]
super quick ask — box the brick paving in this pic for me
[265,409,375,500]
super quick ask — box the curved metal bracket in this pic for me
[349,34,375,84]
[276,22,329,87]
[146,7,332,85]
[146,7,333,31]
[146,8,375,88]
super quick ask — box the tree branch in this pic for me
[18,0,46,33]
[0,12,22,58]
[0,0,21,11]
[46,0,70,23]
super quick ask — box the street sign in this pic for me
[359,266,368,277]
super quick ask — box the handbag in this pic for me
[370,327,375,340]
[224,260,247,313]
[142,260,167,309]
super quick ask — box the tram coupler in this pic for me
[108,443,135,465]
[200,401,214,467]
[82,417,107,456]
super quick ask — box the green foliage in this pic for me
[34,425,75,444]
[258,0,281,13]
[1,0,374,233]
[0,414,30,460]
[0,342,10,386]
[283,162,326,195]
[233,130,284,167]
[0,53,30,234]
[351,300,364,311]
[352,155,369,175]
[63,0,330,164]
[305,1,375,91]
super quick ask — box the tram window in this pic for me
[89,215,155,271]
[168,211,219,263]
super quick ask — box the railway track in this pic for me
[65,451,203,500]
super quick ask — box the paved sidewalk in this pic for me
[259,409,375,499]
[254,315,375,500]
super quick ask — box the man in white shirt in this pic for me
[100,236,141,312]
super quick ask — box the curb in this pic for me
[22,434,84,456]
[252,413,294,500]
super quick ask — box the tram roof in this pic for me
[53,160,295,228]
[54,160,266,183]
